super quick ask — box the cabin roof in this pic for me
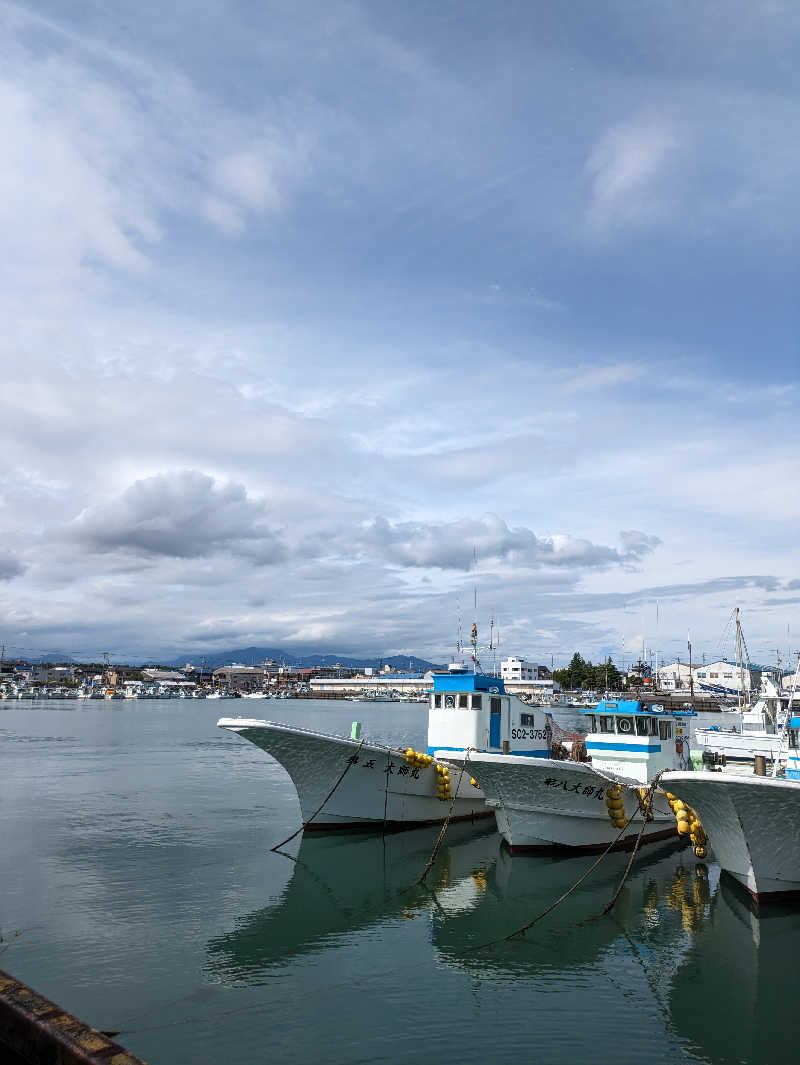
[431,672,506,694]
[587,699,696,718]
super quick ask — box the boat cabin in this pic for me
[787,716,800,781]
[427,672,551,758]
[580,699,695,783]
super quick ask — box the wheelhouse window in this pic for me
[444,694,456,708]
[597,715,614,733]
[585,714,597,732]
[472,695,482,710]
[490,697,501,715]
[458,694,468,708]
[616,716,635,735]
[649,717,660,736]
[434,693,442,708]
[635,717,650,737]
[790,729,799,750]
[659,721,672,740]
[520,712,537,726]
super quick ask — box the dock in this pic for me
[0,969,147,1065]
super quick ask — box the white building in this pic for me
[501,657,538,683]
[692,660,761,698]
[656,663,694,691]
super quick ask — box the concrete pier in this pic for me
[0,969,147,1065]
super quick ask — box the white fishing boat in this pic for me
[661,712,800,904]
[452,699,691,853]
[693,609,790,763]
[692,692,786,763]
[218,667,551,832]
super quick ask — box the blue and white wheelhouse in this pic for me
[427,672,551,758]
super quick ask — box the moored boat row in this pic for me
[220,647,800,904]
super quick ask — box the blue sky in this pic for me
[1,1,798,668]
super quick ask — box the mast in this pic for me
[734,607,747,710]
[688,631,694,701]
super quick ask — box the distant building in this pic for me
[212,666,266,692]
[656,663,694,691]
[501,657,538,683]
[142,669,188,683]
[693,660,761,698]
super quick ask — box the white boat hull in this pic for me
[693,727,783,762]
[218,718,492,830]
[662,771,800,903]
[452,752,676,853]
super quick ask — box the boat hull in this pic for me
[662,771,800,903]
[693,727,783,762]
[451,752,676,853]
[218,718,492,831]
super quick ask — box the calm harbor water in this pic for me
[2,698,797,1065]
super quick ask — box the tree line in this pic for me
[552,652,626,692]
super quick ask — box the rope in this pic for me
[601,770,664,915]
[502,808,638,939]
[113,794,666,1039]
[269,738,365,852]
[417,749,471,884]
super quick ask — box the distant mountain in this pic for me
[166,646,443,672]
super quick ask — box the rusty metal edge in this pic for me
[0,969,148,1065]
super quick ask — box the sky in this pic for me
[2,0,799,669]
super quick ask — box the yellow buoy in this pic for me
[694,845,708,859]
[677,821,690,835]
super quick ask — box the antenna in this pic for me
[473,545,478,618]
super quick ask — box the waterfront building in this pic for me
[656,663,694,691]
[692,660,762,698]
[500,656,538,683]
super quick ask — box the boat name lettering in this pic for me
[543,777,606,799]
[384,761,395,775]
[395,764,421,778]
[510,728,548,741]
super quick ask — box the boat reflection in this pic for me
[206,821,501,985]
[431,841,712,979]
[667,875,796,1064]
[208,830,797,1065]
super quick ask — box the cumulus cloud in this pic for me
[348,515,660,571]
[66,471,286,564]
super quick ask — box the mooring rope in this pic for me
[501,808,639,940]
[269,738,365,852]
[601,770,664,915]
[417,748,471,885]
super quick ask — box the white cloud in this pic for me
[67,471,286,564]
[345,516,660,571]
[585,117,681,235]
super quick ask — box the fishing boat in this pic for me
[693,609,791,763]
[452,699,692,853]
[661,713,800,904]
[218,662,551,832]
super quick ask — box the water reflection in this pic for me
[668,876,796,1064]
[206,822,501,983]
[208,831,799,1065]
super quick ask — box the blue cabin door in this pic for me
[489,697,502,747]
